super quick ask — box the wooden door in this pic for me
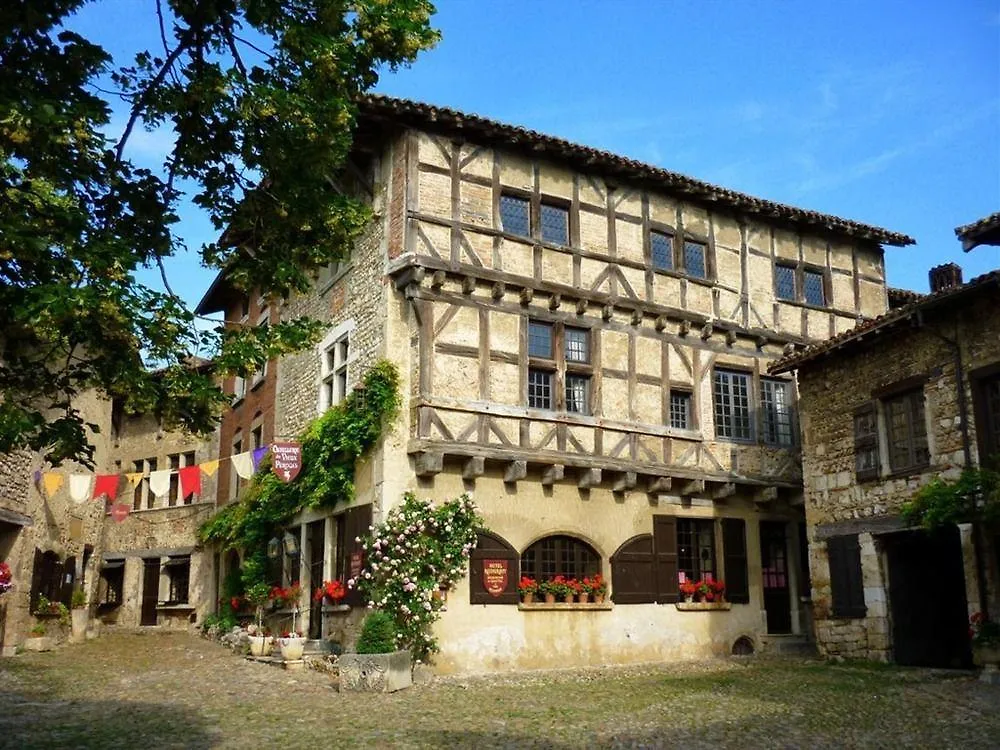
[140,559,160,626]
[307,520,325,639]
[760,521,792,634]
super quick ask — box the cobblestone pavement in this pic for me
[1,632,998,749]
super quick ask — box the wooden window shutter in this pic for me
[610,534,655,604]
[828,535,866,618]
[469,532,518,604]
[721,519,750,604]
[652,515,679,603]
[341,504,372,607]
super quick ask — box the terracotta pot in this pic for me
[522,592,534,604]
[593,592,605,604]
[577,592,589,603]
[544,593,556,604]
[563,592,575,604]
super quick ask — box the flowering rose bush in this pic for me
[349,492,483,660]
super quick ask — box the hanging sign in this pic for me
[482,559,509,597]
[271,442,302,483]
[350,552,364,580]
[110,504,131,523]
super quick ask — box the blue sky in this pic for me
[73,0,999,308]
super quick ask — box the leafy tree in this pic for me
[1,0,438,465]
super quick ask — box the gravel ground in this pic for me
[1,632,998,749]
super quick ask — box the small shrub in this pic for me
[71,588,86,609]
[30,623,46,637]
[356,611,397,654]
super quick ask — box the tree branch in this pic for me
[156,0,181,86]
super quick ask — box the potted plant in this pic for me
[537,578,557,604]
[970,612,1000,674]
[313,579,346,605]
[547,575,574,603]
[0,561,12,597]
[70,588,88,643]
[24,622,53,652]
[339,610,412,692]
[586,574,608,604]
[518,576,538,604]
[571,577,588,603]
[269,581,301,610]
[278,629,306,660]
[245,582,273,657]
[679,579,699,602]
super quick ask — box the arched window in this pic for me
[520,535,600,581]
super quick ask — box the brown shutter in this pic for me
[652,515,679,603]
[722,519,750,604]
[610,534,655,604]
[828,534,866,618]
[469,532,518,604]
[341,504,372,607]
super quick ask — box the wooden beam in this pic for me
[414,452,443,477]
[503,460,527,484]
[578,468,601,489]
[710,482,737,501]
[462,456,485,480]
[647,476,672,494]
[541,464,565,486]
[676,478,705,497]
[612,471,637,493]
[753,486,779,504]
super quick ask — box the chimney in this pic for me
[928,262,963,293]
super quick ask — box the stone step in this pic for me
[302,639,333,655]
[761,634,817,656]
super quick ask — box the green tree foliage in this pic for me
[355,610,397,654]
[902,467,1000,529]
[0,1,438,465]
[199,360,399,589]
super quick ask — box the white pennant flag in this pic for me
[231,451,255,480]
[149,469,171,499]
[69,474,92,504]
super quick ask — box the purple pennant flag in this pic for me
[251,446,269,471]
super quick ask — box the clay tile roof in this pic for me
[769,270,1000,374]
[357,94,915,247]
[955,211,1000,251]
[886,286,925,309]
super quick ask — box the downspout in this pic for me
[916,310,987,618]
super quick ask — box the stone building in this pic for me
[203,95,914,672]
[770,248,1000,666]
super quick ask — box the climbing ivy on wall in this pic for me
[199,360,400,588]
[902,467,1000,529]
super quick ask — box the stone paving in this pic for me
[1,632,999,749]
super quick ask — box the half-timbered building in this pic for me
[249,95,913,672]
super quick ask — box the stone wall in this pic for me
[796,291,1000,659]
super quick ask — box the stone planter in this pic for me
[70,608,89,644]
[23,636,54,652]
[339,650,412,692]
[279,637,306,661]
[248,635,273,657]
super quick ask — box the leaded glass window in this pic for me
[565,374,590,415]
[775,265,796,301]
[804,270,825,306]
[528,321,553,359]
[684,240,707,279]
[651,231,673,270]
[713,369,752,441]
[500,194,530,237]
[885,390,928,472]
[670,391,691,430]
[564,327,589,363]
[540,202,568,245]
[528,369,553,409]
[762,379,794,446]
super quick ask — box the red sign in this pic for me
[482,559,508,597]
[110,503,130,523]
[271,442,302,483]
[350,552,364,580]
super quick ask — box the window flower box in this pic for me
[518,602,613,612]
[675,601,732,612]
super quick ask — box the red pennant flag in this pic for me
[92,474,120,500]
[178,465,201,500]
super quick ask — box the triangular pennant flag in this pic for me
[69,474,92,503]
[178,465,201,500]
[231,451,255,480]
[92,474,120,500]
[199,459,219,478]
[125,472,144,487]
[42,472,64,498]
[148,469,171,498]
[251,446,268,470]
[110,503,130,523]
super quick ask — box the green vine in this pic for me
[902,467,1000,529]
[199,360,400,589]
[352,493,483,661]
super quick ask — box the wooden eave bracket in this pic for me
[752,486,779,505]
[462,456,485,480]
[611,471,637,493]
[541,464,565,486]
[578,468,601,489]
[414,451,443,477]
[676,478,705,497]
[503,460,527,484]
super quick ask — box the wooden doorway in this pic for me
[140,558,160,626]
[760,521,792,633]
[884,527,971,668]
[307,520,325,639]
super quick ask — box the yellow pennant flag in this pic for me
[199,459,220,478]
[42,472,64,498]
[125,472,144,487]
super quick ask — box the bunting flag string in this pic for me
[27,441,302,504]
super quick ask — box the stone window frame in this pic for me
[162,555,191,605]
[855,375,932,480]
[317,319,357,414]
[970,361,1000,470]
[525,319,594,416]
[99,560,125,606]
[520,534,601,582]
